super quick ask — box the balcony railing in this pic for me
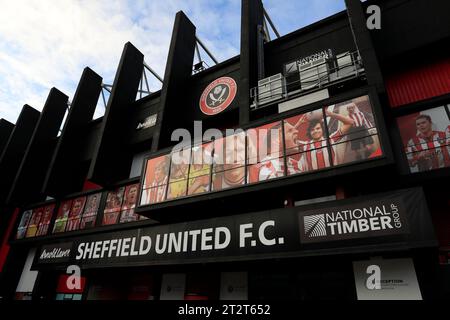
[250,51,365,110]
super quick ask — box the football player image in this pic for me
[35,205,54,236]
[212,133,247,190]
[53,200,72,233]
[25,208,43,238]
[120,184,140,223]
[167,150,190,200]
[406,114,450,172]
[16,210,32,239]
[142,155,170,205]
[102,189,124,225]
[187,144,212,195]
[66,197,86,231]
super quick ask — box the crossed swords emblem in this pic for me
[208,85,227,106]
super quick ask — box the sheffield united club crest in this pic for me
[199,77,237,115]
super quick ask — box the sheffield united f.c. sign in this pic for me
[199,77,237,115]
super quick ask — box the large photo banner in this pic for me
[138,94,384,208]
[397,105,450,173]
[33,188,434,269]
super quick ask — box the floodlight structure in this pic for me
[193,36,220,73]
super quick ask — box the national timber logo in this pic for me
[300,201,407,244]
[303,214,327,238]
[199,77,237,116]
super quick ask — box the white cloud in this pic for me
[0,0,344,123]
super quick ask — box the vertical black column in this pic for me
[88,42,144,186]
[0,106,40,206]
[0,119,14,157]
[44,67,103,197]
[7,88,68,205]
[239,0,264,125]
[151,11,196,152]
[345,0,385,93]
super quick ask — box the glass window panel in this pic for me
[169,148,190,183]
[212,167,246,191]
[25,208,43,238]
[102,211,121,226]
[66,197,86,232]
[166,181,188,200]
[140,185,167,206]
[247,121,283,165]
[104,188,125,214]
[325,95,382,166]
[212,133,246,172]
[143,154,170,189]
[53,200,72,233]
[16,210,32,239]
[35,204,55,236]
[248,157,285,183]
[187,174,210,195]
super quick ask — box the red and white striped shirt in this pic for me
[142,177,168,205]
[299,130,343,171]
[258,156,304,181]
[301,139,334,171]
[350,111,372,128]
[406,131,450,172]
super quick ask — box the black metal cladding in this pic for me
[369,0,450,60]
[151,11,197,152]
[264,14,355,78]
[239,0,264,125]
[0,119,14,158]
[7,88,68,205]
[345,0,385,93]
[43,67,103,197]
[0,105,40,206]
[88,42,144,186]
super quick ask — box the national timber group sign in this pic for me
[33,188,434,269]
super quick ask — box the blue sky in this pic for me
[0,0,346,124]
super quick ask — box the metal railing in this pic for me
[250,51,365,109]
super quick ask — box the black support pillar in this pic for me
[44,67,102,197]
[345,0,385,93]
[151,11,196,152]
[88,42,144,186]
[7,88,68,206]
[239,0,264,125]
[0,119,14,157]
[0,105,40,206]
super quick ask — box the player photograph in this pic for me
[212,133,247,191]
[397,105,450,173]
[35,204,55,236]
[325,95,382,166]
[187,143,212,196]
[167,148,190,200]
[119,184,140,223]
[80,193,101,229]
[16,210,32,239]
[25,207,43,238]
[66,196,86,232]
[52,199,72,233]
[247,121,284,183]
[141,155,170,205]
[102,188,125,225]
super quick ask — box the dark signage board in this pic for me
[33,188,435,269]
